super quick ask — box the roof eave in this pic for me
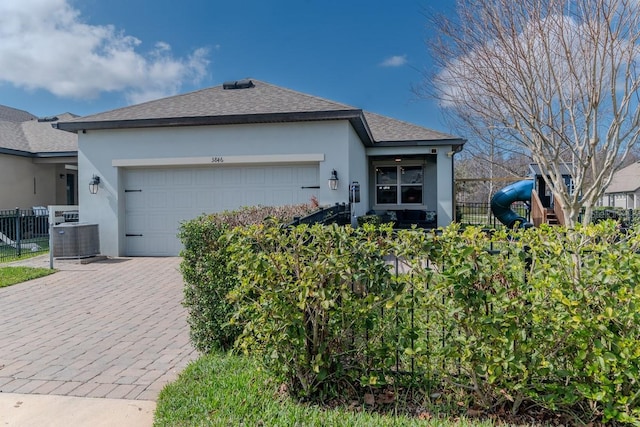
[57,109,364,130]
[0,147,77,158]
[33,151,78,158]
[56,109,377,145]
[373,138,466,148]
[0,147,33,157]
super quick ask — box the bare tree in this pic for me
[448,112,532,204]
[428,0,640,226]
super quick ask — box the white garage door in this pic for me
[124,164,319,256]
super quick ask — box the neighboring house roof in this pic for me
[0,105,37,122]
[0,109,78,157]
[529,163,573,177]
[604,161,640,194]
[56,79,465,149]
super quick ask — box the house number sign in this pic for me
[211,157,224,163]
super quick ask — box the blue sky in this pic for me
[0,0,457,132]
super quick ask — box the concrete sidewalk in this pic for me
[0,393,155,426]
[0,255,197,426]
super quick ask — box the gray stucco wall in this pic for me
[78,120,360,255]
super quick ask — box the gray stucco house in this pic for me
[57,79,465,256]
[600,161,640,208]
[0,105,78,210]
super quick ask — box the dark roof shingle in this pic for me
[0,109,78,155]
[0,105,36,123]
[58,79,464,147]
[71,80,357,122]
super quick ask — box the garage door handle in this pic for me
[126,234,143,237]
[301,185,320,189]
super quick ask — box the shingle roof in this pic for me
[605,161,640,193]
[73,80,357,122]
[57,80,464,147]
[363,111,459,144]
[0,109,78,156]
[0,105,36,122]
[21,113,79,153]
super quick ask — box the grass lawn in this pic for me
[154,353,497,427]
[0,239,49,263]
[0,266,56,288]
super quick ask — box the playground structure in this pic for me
[490,164,573,228]
[490,180,534,228]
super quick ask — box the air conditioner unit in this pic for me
[52,223,100,259]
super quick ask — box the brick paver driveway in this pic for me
[0,257,197,401]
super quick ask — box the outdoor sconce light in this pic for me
[328,169,339,190]
[89,175,100,195]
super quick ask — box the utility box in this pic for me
[52,223,100,259]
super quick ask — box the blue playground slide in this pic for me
[490,180,534,228]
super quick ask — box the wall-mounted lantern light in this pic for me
[89,175,101,195]
[328,169,339,190]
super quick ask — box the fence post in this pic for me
[14,207,21,257]
[523,245,532,285]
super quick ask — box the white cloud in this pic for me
[0,0,209,103]
[380,55,408,67]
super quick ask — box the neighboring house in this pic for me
[0,105,78,210]
[600,161,640,208]
[57,79,465,257]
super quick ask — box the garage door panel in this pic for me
[298,166,319,182]
[244,190,266,206]
[222,168,242,185]
[195,191,218,208]
[148,191,168,209]
[125,213,146,233]
[130,235,170,256]
[272,167,294,184]
[124,164,319,256]
[194,169,216,185]
[171,191,194,209]
[172,169,193,186]
[273,189,297,205]
[147,213,170,232]
[222,189,241,210]
[245,168,266,184]
[125,193,146,210]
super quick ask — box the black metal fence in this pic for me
[456,201,530,228]
[592,207,639,227]
[457,203,640,228]
[0,208,50,262]
[289,203,351,227]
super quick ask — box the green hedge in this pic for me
[228,223,399,397]
[182,218,640,424]
[179,204,316,352]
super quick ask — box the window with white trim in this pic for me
[375,165,423,205]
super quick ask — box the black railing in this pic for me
[456,201,530,228]
[0,208,50,262]
[591,207,639,227]
[289,203,351,227]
